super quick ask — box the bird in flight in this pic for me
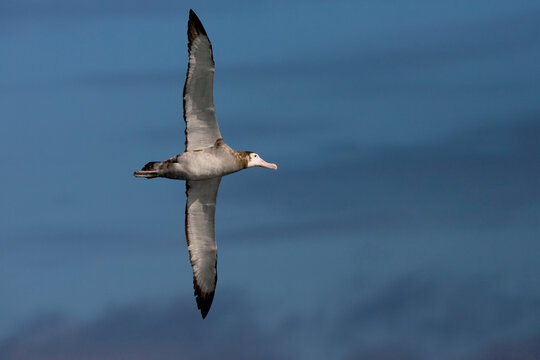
[134,10,277,318]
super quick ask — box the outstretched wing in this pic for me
[183,10,222,152]
[185,176,221,318]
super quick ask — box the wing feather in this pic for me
[183,10,222,151]
[185,176,221,318]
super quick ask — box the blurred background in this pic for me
[1,0,539,359]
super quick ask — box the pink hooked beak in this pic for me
[259,158,278,170]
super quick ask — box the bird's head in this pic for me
[246,152,278,170]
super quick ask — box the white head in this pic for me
[246,152,278,170]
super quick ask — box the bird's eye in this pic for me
[254,154,258,158]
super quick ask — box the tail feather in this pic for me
[142,161,159,171]
[134,161,160,178]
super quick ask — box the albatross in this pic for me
[134,10,277,318]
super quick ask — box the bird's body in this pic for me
[134,10,276,318]
[135,139,251,180]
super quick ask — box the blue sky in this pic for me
[1,1,539,359]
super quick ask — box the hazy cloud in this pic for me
[337,271,540,360]
[0,292,283,360]
[4,273,537,360]
[472,334,540,360]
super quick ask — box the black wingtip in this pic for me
[188,9,208,38]
[195,289,215,319]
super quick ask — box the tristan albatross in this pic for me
[134,10,277,318]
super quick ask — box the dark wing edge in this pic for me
[194,285,215,319]
[188,9,210,44]
[185,177,222,318]
[182,10,221,152]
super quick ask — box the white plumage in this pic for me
[134,10,277,318]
